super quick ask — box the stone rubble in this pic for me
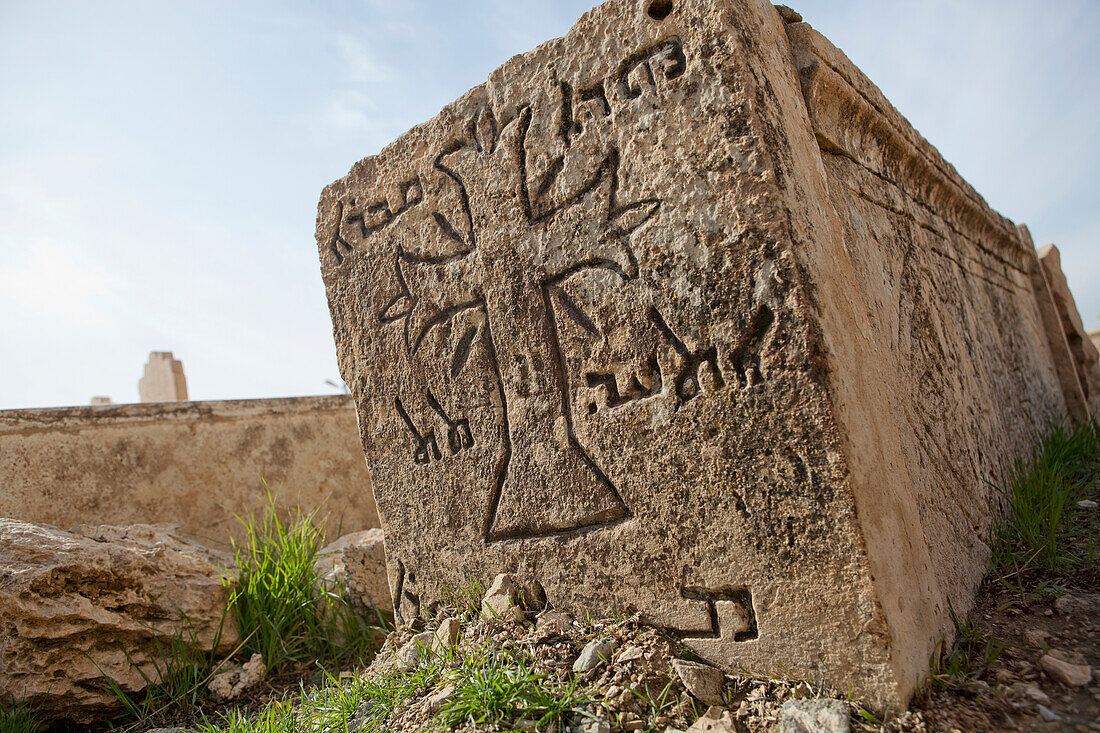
[780,698,851,732]
[343,574,907,733]
[1039,653,1092,687]
[672,659,727,706]
[685,706,738,732]
[574,638,616,674]
[319,527,390,612]
[433,616,462,654]
[481,573,518,619]
[207,653,267,702]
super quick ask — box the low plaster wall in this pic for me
[0,395,377,547]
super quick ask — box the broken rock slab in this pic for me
[208,653,267,702]
[780,698,850,733]
[1037,244,1100,418]
[1039,653,1092,687]
[686,706,738,733]
[672,659,726,707]
[317,527,391,612]
[0,519,238,723]
[317,0,1083,712]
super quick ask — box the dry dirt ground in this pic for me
[909,581,1099,732]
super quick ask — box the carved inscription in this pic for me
[618,39,686,100]
[340,37,773,543]
[394,391,473,466]
[675,586,758,642]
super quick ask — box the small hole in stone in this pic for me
[647,0,672,20]
[588,403,598,415]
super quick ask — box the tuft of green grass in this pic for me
[440,646,591,732]
[441,574,486,620]
[929,602,1004,687]
[228,495,380,673]
[0,700,40,733]
[94,611,233,729]
[991,419,1099,578]
[196,650,446,733]
[626,676,683,732]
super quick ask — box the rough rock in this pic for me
[686,706,738,733]
[397,631,436,670]
[537,609,575,637]
[424,683,455,715]
[575,719,611,733]
[0,519,238,723]
[432,616,461,653]
[780,698,850,733]
[672,659,726,706]
[1052,593,1092,617]
[316,0,1085,710]
[1039,653,1092,687]
[773,5,802,23]
[1037,244,1100,418]
[208,653,266,702]
[573,638,614,673]
[481,573,517,618]
[326,527,391,612]
[1078,499,1098,510]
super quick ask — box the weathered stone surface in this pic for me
[672,659,726,706]
[0,395,378,546]
[317,528,391,612]
[432,616,461,653]
[1037,244,1100,418]
[317,0,1081,710]
[686,706,737,733]
[208,653,266,702]
[138,351,189,403]
[1022,227,1092,423]
[1089,328,1100,354]
[341,527,391,611]
[780,698,850,733]
[481,573,517,618]
[1039,653,1092,687]
[573,638,614,674]
[0,519,238,722]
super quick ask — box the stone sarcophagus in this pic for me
[316,0,1087,709]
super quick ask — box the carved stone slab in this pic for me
[317,0,1077,710]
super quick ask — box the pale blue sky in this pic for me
[1,1,1097,409]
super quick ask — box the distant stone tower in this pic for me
[138,352,188,402]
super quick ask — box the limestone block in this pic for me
[208,653,266,702]
[138,351,188,402]
[339,527,391,611]
[1037,244,1100,418]
[316,0,1074,710]
[1020,227,1090,423]
[1089,328,1100,355]
[0,519,238,723]
[672,659,726,706]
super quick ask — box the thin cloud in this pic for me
[0,238,116,327]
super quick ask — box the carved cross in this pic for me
[373,100,660,541]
